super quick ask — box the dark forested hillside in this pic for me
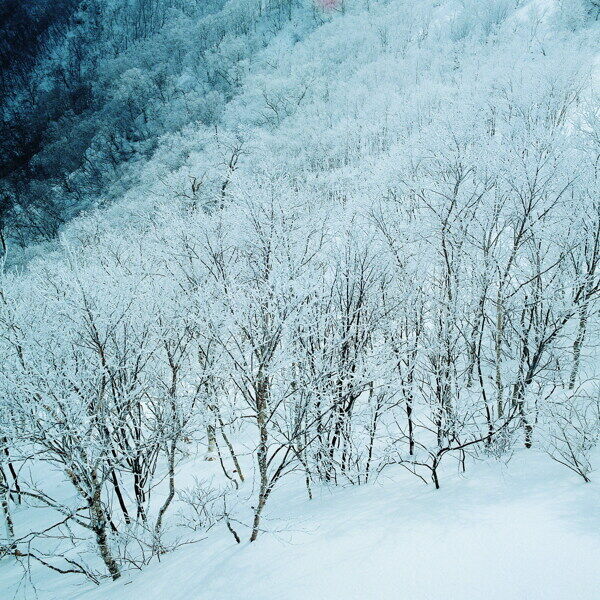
[0,0,79,87]
[0,0,80,237]
[0,0,300,250]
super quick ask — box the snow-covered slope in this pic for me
[1,1,599,598]
[2,451,599,600]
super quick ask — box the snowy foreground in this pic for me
[2,452,598,600]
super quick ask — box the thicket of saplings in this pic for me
[1,104,599,583]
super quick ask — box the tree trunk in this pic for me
[0,468,14,544]
[250,488,267,543]
[154,440,176,548]
[495,298,505,418]
[250,374,269,542]
[569,302,589,389]
[205,423,217,461]
[89,479,120,581]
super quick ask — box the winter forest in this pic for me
[0,1,599,598]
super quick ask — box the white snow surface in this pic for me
[2,451,598,600]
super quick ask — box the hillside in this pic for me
[0,1,599,598]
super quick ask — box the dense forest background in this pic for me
[1,0,599,253]
[0,0,310,253]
